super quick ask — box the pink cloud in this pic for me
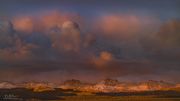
[12,11,82,34]
[0,38,38,62]
[92,51,114,68]
[95,14,159,40]
[12,16,35,33]
[51,21,81,52]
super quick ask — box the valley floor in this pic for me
[1,88,180,101]
[62,96,180,101]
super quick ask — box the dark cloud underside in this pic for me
[0,0,179,83]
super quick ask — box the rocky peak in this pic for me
[0,81,17,89]
[63,79,82,86]
[99,78,119,86]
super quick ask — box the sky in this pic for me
[0,0,180,83]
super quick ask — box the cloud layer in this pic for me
[0,11,180,83]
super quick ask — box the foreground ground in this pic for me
[62,95,180,101]
[0,88,180,101]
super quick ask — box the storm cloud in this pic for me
[0,0,180,83]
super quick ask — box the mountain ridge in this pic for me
[0,79,178,92]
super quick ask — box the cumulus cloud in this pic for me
[82,33,96,48]
[50,21,81,52]
[140,19,180,61]
[0,38,39,62]
[11,11,87,53]
[0,19,39,62]
[40,11,70,32]
[0,20,14,48]
[157,19,180,47]
[1,11,92,61]
[12,11,82,34]
[0,11,180,82]
[12,16,35,33]
[95,14,160,41]
[99,15,140,37]
[92,51,114,68]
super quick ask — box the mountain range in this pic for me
[0,79,179,93]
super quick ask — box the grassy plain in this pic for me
[1,88,180,101]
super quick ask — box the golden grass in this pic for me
[62,95,180,101]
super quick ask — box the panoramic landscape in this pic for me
[0,79,180,101]
[0,0,180,101]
